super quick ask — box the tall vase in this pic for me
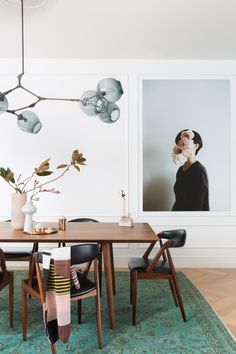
[21,200,37,233]
[11,192,27,230]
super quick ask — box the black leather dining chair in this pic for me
[128,229,187,325]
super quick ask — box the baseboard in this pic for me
[7,256,236,269]
[114,256,236,268]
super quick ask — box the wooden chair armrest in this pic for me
[35,262,45,302]
[146,240,172,272]
[142,240,158,259]
[83,260,92,278]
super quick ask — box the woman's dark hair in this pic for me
[175,129,203,155]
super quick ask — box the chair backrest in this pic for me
[71,244,99,265]
[37,244,99,265]
[69,218,98,223]
[158,229,186,248]
[68,219,100,267]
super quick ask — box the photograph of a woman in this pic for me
[172,129,209,211]
[142,79,230,212]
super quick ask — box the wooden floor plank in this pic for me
[182,268,236,337]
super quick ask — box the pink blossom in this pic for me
[172,130,195,165]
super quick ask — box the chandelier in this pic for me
[0,0,124,134]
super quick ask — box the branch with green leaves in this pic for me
[0,149,86,200]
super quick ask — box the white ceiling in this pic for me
[0,0,236,59]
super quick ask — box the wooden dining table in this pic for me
[0,221,158,329]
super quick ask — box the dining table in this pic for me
[0,221,158,329]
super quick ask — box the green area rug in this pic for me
[0,271,235,354]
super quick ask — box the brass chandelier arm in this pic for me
[20,84,40,99]
[3,85,21,96]
[5,96,82,116]
[10,99,41,113]
[5,110,19,117]
[43,97,81,102]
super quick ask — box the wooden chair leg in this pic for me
[95,293,102,349]
[22,281,28,340]
[172,274,187,322]
[77,300,82,324]
[9,272,14,328]
[169,279,179,307]
[131,271,137,325]
[50,343,57,354]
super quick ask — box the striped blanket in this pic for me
[42,246,80,344]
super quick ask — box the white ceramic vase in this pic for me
[21,200,37,233]
[11,192,27,230]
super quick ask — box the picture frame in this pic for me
[138,75,236,225]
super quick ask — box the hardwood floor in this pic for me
[182,268,236,338]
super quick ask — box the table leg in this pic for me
[110,243,116,295]
[103,242,115,329]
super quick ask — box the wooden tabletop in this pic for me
[0,222,158,243]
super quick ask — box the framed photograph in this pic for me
[141,78,230,213]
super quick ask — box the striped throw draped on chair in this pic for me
[42,246,79,344]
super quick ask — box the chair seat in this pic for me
[4,251,31,259]
[128,257,171,274]
[70,271,96,298]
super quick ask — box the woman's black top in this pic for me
[172,161,209,211]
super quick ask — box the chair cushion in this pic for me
[4,251,31,259]
[128,257,171,274]
[70,271,96,298]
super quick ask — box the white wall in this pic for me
[1,59,236,267]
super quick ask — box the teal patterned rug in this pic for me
[0,271,235,354]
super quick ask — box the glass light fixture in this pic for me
[1,0,123,134]
[0,93,9,114]
[80,90,101,116]
[17,111,42,134]
[97,78,123,102]
[98,102,120,123]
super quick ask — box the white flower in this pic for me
[172,152,188,166]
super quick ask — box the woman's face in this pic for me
[177,137,199,155]
[172,130,199,165]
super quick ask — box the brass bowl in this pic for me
[25,227,58,235]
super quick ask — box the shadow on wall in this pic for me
[143,176,173,211]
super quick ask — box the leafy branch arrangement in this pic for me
[0,150,86,200]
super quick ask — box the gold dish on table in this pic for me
[24,227,58,235]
